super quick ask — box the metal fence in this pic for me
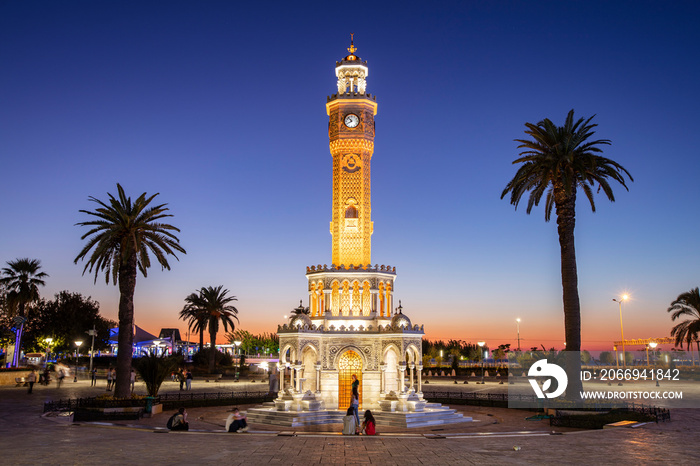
[422,391,535,407]
[44,390,274,413]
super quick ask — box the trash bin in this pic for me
[145,396,154,414]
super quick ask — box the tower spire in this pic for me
[347,33,357,55]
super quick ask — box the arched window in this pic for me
[345,205,358,218]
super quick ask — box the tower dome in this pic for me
[290,313,312,328]
[390,301,412,329]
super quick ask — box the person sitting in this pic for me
[342,407,357,435]
[361,410,376,435]
[226,407,248,433]
[168,407,189,431]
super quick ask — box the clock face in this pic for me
[344,113,360,128]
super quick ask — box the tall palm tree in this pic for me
[501,110,633,397]
[0,258,48,367]
[182,286,239,373]
[667,287,700,365]
[179,304,207,354]
[75,183,185,398]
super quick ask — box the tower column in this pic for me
[398,361,406,394]
[278,363,285,394]
[409,362,415,391]
[315,363,322,394]
[379,363,386,395]
[294,363,303,393]
[416,364,423,397]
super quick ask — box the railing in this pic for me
[44,390,273,413]
[422,391,534,407]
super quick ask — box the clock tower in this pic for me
[327,38,377,267]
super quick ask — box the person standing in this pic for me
[27,370,36,394]
[106,367,113,391]
[178,369,185,391]
[90,368,97,387]
[185,370,193,390]
[130,369,136,393]
[350,393,360,432]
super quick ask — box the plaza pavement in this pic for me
[2,376,699,465]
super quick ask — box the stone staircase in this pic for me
[246,402,471,428]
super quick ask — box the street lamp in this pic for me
[647,341,657,366]
[74,341,83,382]
[44,337,53,368]
[477,341,486,384]
[86,326,97,374]
[516,318,521,352]
[613,294,629,367]
[234,340,242,359]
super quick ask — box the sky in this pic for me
[1,0,699,353]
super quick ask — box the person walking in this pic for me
[57,368,65,388]
[185,370,193,390]
[27,370,36,394]
[90,368,97,387]
[130,369,136,393]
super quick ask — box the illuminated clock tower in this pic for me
[327,38,377,267]
[273,38,426,414]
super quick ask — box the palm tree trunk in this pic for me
[12,302,26,367]
[199,328,204,353]
[115,255,137,398]
[555,189,583,398]
[209,323,217,374]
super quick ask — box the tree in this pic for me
[0,258,48,367]
[182,285,239,373]
[667,287,700,364]
[74,183,185,398]
[179,303,208,353]
[28,291,115,353]
[501,110,633,397]
[599,351,614,365]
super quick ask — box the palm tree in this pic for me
[0,258,48,367]
[74,183,185,398]
[182,286,239,373]
[501,110,633,397]
[667,287,700,366]
[179,304,208,354]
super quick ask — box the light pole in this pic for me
[613,294,629,367]
[516,318,521,352]
[234,340,242,360]
[74,341,83,382]
[614,345,618,368]
[86,326,97,374]
[44,337,53,368]
[477,341,485,384]
[646,341,657,366]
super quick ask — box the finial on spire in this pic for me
[347,33,357,55]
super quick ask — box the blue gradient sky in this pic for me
[1,1,698,351]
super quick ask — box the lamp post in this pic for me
[613,294,629,367]
[477,341,486,384]
[74,341,83,382]
[44,337,53,368]
[86,326,97,374]
[613,345,618,368]
[234,340,242,360]
[516,318,521,352]
[647,341,657,366]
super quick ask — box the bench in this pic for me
[204,374,223,382]
[15,377,27,387]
